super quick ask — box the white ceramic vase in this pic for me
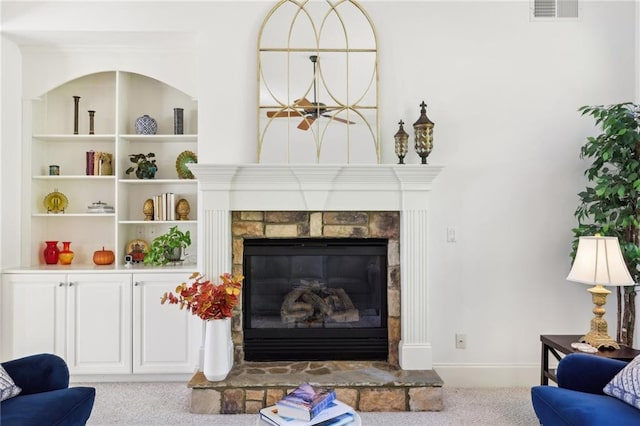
[203,317,233,381]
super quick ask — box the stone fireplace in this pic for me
[233,212,397,363]
[190,164,443,371]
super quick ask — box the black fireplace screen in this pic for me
[243,238,388,361]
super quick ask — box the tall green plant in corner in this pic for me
[574,102,640,347]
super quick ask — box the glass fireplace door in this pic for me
[243,238,388,361]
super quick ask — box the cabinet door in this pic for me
[1,274,66,360]
[66,273,132,374]
[132,273,197,374]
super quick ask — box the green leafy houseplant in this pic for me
[125,153,157,179]
[144,226,191,266]
[573,102,640,347]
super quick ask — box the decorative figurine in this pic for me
[88,110,96,135]
[413,101,435,164]
[143,198,154,221]
[394,120,409,164]
[73,96,80,135]
[176,198,190,221]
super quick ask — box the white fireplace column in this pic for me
[190,164,443,370]
[400,209,432,369]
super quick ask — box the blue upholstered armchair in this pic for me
[531,353,640,425]
[1,353,95,426]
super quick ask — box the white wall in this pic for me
[1,0,637,386]
[637,0,640,103]
[0,35,22,273]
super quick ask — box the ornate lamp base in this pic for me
[580,284,620,349]
[580,332,620,349]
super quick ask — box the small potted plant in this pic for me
[125,152,157,179]
[144,225,191,265]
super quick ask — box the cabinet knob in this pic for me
[58,282,65,287]
[69,282,75,287]
[134,281,142,286]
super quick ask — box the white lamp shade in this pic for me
[567,236,635,286]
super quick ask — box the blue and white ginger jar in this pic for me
[135,114,157,135]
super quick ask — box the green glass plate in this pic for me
[176,150,197,179]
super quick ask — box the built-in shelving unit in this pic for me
[26,71,198,267]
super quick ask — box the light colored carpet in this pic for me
[80,382,539,425]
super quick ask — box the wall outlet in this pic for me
[455,333,466,349]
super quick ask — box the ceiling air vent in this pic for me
[533,0,578,18]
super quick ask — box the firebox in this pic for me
[243,238,388,361]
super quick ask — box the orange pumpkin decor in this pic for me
[93,247,115,265]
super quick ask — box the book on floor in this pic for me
[260,400,355,426]
[275,383,337,421]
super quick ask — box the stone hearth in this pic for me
[189,361,443,414]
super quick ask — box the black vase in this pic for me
[173,108,184,135]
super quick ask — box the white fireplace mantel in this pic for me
[190,164,443,370]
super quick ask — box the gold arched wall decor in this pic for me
[258,0,379,163]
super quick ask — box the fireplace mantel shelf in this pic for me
[190,164,443,190]
[190,164,443,212]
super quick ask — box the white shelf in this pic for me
[118,179,197,184]
[33,213,116,217]
[33,134,116,142]
[33,175,115,180]
[119,220,196,225]
[119,134,197,142]
[3,263,196,273]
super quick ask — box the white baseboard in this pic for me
[70,373,194,383]
[432,363,541,387]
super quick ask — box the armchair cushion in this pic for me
[1,354,95,426]
[557,351,627,394]
[1,387,95,426]
[531,385,640,425]
[603,353,640,409]
[531,353,640,426]
[2,352,69,394]
[0,365,21,401]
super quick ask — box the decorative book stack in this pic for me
[259,383,357,426]
[85,151,113,176]
[152,192,176,221]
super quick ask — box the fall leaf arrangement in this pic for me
[161,272,243,320]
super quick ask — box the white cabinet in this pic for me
[1,273,131,374]
[0,274,66,359]
[65,273,132,375]
[25,71,198,268]
[1,271,198,377]
[132,272,198,374]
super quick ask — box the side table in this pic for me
[540,334,640,385]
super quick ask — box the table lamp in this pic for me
[567,235,634,349]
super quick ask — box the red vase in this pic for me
[44,241,60,264]
[59,241,74,265]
